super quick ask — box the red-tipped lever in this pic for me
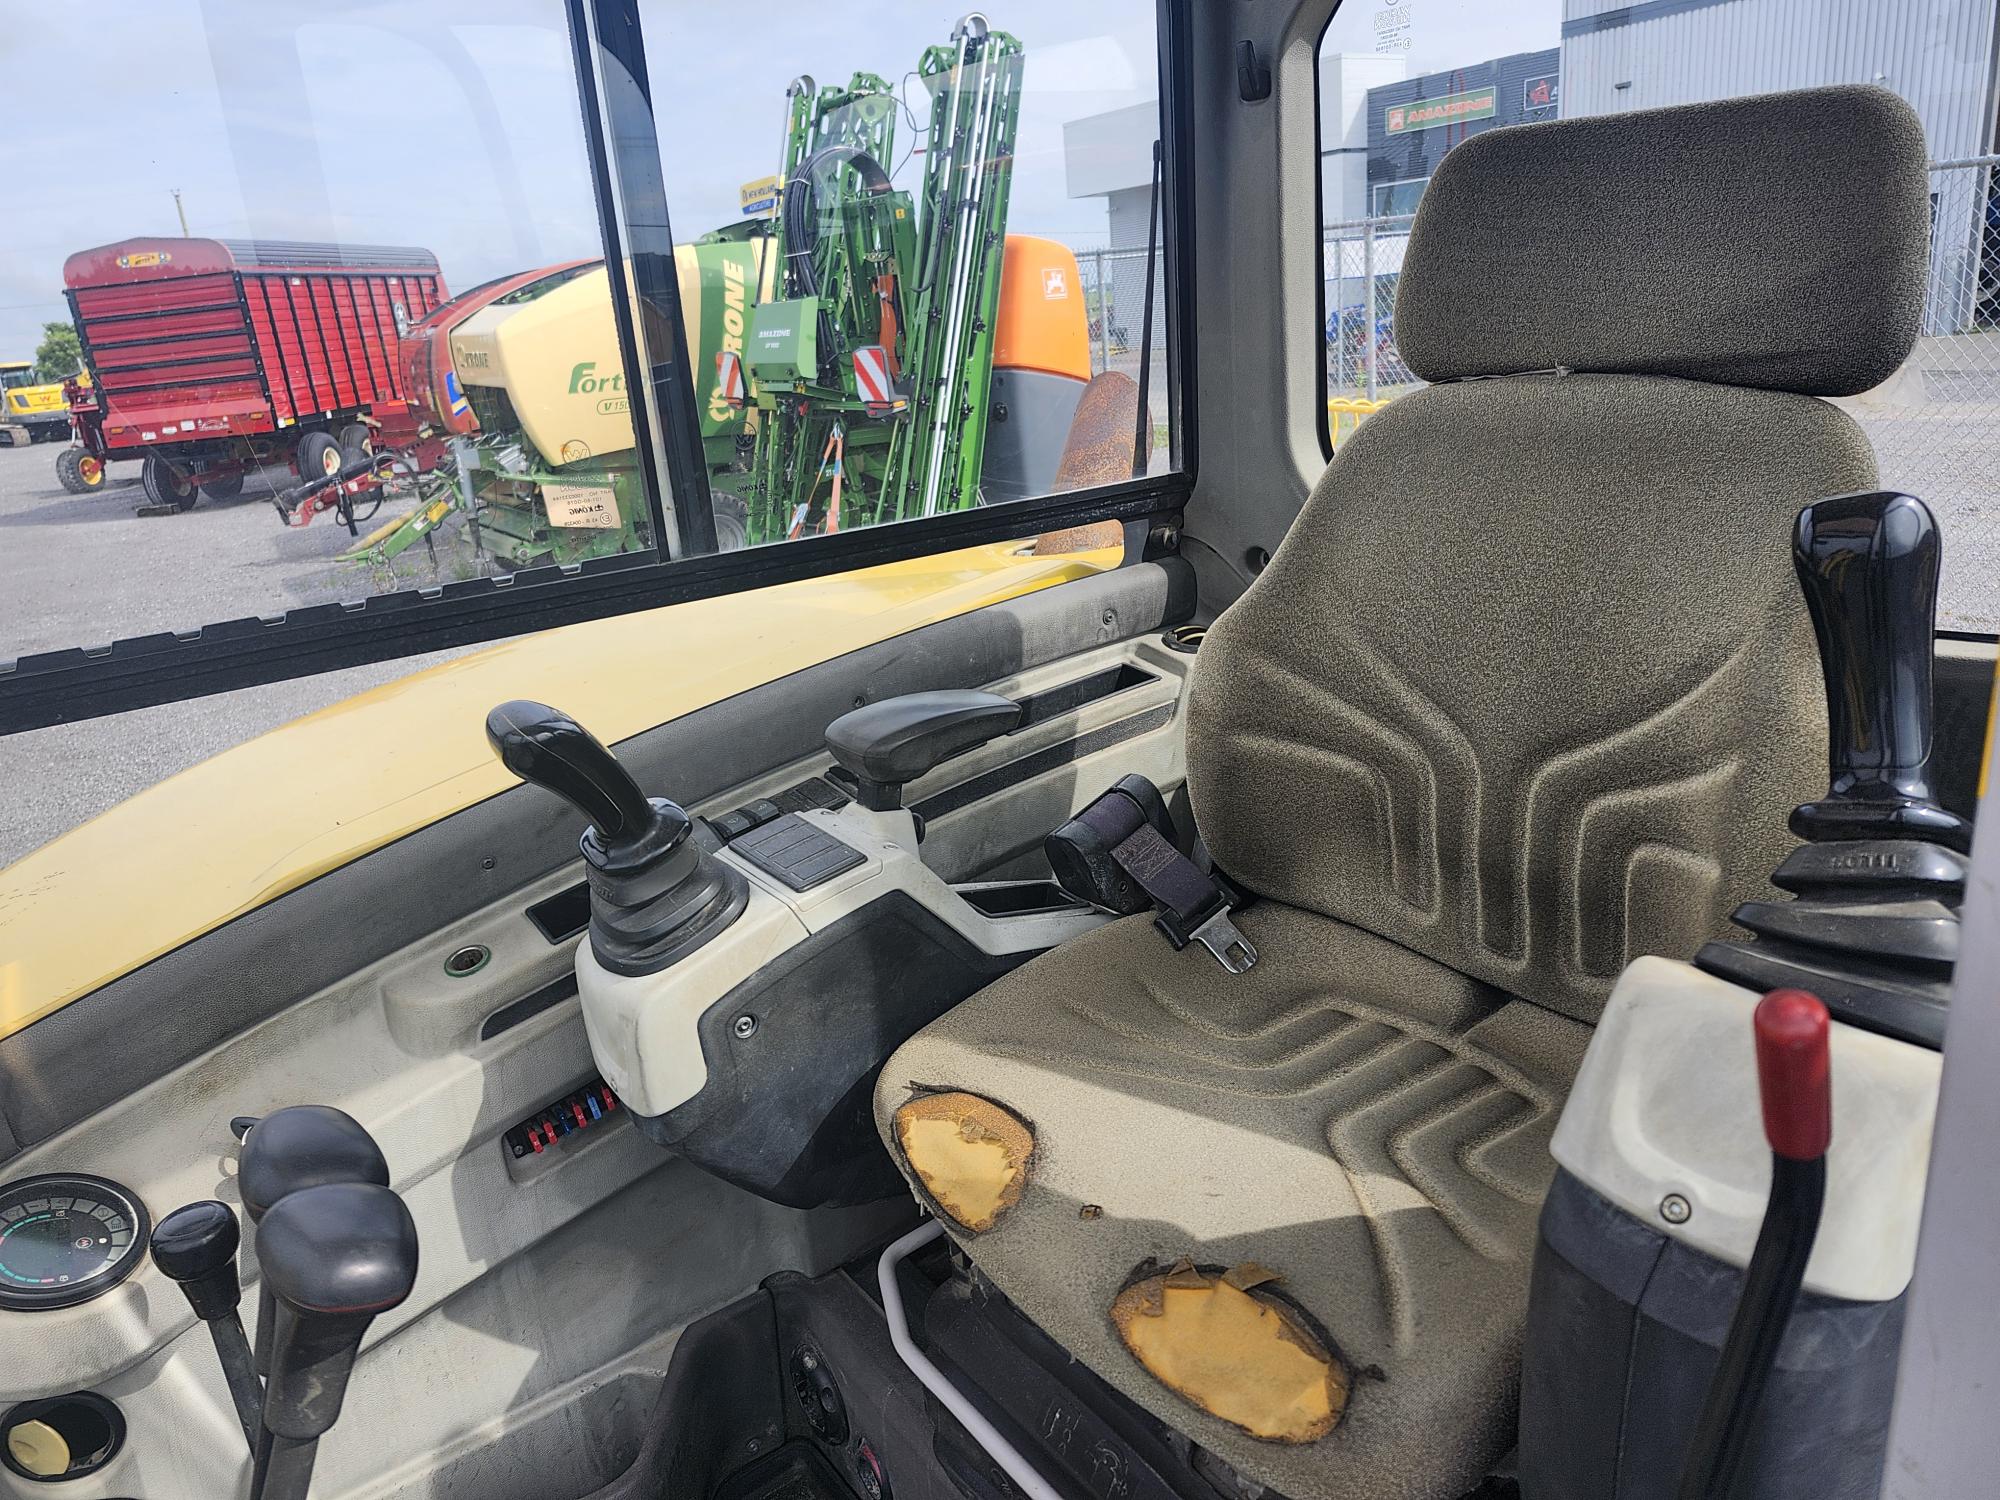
[1676,989,1833,1500]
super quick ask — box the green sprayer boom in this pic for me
[742,16,1023,544]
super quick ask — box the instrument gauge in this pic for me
[0,1174,150,1311]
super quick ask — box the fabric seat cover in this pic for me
[876,85,1929,1500]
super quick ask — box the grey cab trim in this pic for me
[0,559,1194,1157]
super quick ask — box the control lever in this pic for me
[486,701,746,975]
[1789,491,1970,850]
[1697,492,1967,1048]
[1675,989,1833,1500]
[238,1106,390,1380]
[251,1182,419,1500]
[824,690,1023,811]
[150,1201,262,1448]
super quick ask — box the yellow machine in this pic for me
[0,361,72,447]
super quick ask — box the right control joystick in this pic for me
[1789,491,1971,851]
[486,701,747,976]
[1697,490,1968,1049]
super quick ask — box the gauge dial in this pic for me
[0,1174,149,1311]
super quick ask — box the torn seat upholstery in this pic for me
[876,85,1929,1500]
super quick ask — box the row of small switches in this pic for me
[505,1079,619,1158]
[705,776,850,843]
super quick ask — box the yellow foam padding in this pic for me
[6,1418,70,1478]
[1110,1263,1349,1444]
[893,1091,1034,1232]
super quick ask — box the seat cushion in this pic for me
[874,903,1590,1500]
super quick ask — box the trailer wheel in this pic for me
[56,447,94,495]
[297,431,344,482]
[200,470,245,500]
[337,423,374,462]
[141,452,199,511]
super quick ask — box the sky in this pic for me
[0,0,1559,358]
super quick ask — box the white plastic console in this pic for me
[1552,956,1941,1302]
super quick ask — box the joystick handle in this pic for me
[485,700,691,874]
[1790,492,1969,851]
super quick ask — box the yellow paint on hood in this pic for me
[0,542,1118,1039]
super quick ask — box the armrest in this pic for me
[825,690,1023,808]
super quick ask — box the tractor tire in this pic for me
[55,447,92,495]
[337,423,374,463]
[710,486,750,552]
[141,452,199,511]
[200,469,246,500]
[297,431,344,482]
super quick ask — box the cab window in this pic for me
[0,1,1184,858]
[1315,0,1999,638]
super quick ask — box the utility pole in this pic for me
[171,189,190,236]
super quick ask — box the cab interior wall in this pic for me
[0,559,1191,1158]
[0,573,1197,1499]
[1176,0,1340,618]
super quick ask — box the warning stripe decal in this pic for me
[853,345,892,407]
[715,349,747,406]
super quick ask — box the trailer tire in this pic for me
[337,423,374,462]
[56,447,93,495]
[297,431,344,482]
[142,452,199,511]
[200,470,245,500]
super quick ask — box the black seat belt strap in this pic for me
[1066,793,1258,973]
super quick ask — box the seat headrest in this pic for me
[1394,86,1929,397]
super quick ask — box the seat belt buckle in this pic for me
[1155,900,1258,973]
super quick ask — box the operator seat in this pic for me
[873,87,1929,1500]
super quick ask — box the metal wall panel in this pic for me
[1561,0,2000,159]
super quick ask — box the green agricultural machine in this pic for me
[731,16,1024,543]
[345,15,1084,571]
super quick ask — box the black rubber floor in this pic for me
[711,1442,854,1500]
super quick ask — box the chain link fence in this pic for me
[1073,245,1171,473]
[1318,161,2000,631]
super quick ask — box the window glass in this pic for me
[1316,0,1999,635]
[636,2,1175,548]
[0,0,637,679]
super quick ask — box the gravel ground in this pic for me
[0,439,473,865]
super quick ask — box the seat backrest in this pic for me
[1186,86,1930,1024]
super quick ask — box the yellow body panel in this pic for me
[0,542,1119,1039]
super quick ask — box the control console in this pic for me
[486,697,1111,1208]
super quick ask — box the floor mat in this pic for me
[711,1442,853,1500]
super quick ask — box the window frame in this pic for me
[0,0,1197,735]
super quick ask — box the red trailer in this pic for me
[63,237,446,512]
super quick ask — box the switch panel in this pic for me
[505,1078,620,1159]
[730,814,867,892]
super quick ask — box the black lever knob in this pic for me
[152,1200,263,1449]
[485,700,691,873]
[239,1106,390,1225]
[152,1200,244,1322]
[1789,492,1970,852]
[258,1181,419,1443]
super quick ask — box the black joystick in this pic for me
[151,1201,262,1447]
[1698,491,1968,1048]
[238,1106,390,1382]
[252,1182,419,1500]
[1788,492,1971,851]
[486,700,747,976]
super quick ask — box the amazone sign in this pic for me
[1385,86,1497,135]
